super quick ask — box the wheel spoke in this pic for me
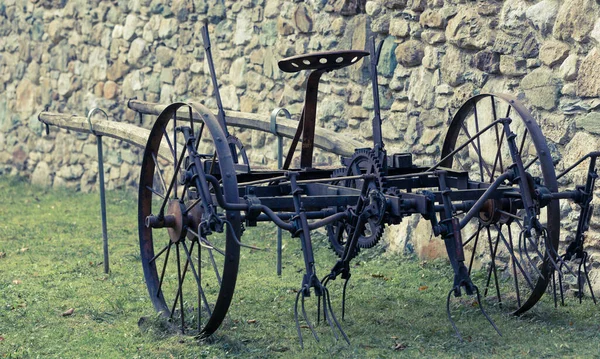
[150,243,170,264]
[152,153,168,194]
[460,123,492,180]
[156,241,172,298]
[146,185,165,200]
[162,126,176,160]
[473,102,484,182]
[493,223,535,290]
[490,124,505,182]
[507,227,521,307]
[466,223,482,275]
[182,241,213,317]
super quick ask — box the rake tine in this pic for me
[582,252,597,304]
[321,287,339,342]
[552,270,558,308]
[318,276,331,324]
[446,287,463,342]
[342,276,350,321]
[473,286,502,337]
[558,261,566,306]
[301,288,319,343]
[324,286,350,344]
[294,290,304,349]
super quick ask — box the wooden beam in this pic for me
[127,99,363,157]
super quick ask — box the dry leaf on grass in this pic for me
[394,343,407,351]
[62,308,75,316]
[12,280,22,285]
[19,248,28,253]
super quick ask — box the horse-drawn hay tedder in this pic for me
[38,26,599,345]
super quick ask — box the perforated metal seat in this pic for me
[278,50,369,73]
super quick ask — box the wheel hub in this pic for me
[167,200,187,243]
[478,198,516,225]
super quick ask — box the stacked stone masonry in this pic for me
[2,0,600,288]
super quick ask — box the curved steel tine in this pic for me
[578,255,585,304]
[301,289,319,343]
[446,287,463,342]
[582,252,597,304]
[294,290,304,349]
[521,230,543,278]
[537,228,564,274]
[473,286,502,336]
[552,270,558,308]
[324,286,350,344]
[321,287,339,342]
[318,276,331,324]
[558,261,566,306]
[342,277,350,321]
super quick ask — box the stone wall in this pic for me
[2,0,600,274]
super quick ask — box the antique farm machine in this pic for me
[39,26,599,344]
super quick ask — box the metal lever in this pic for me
[270,107,291,276]
[87,108,110,274]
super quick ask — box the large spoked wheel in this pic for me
[441,93,559,315]
[139,102,241,337]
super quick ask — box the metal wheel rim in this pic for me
[441,93,559,315]
[138,102,241,337]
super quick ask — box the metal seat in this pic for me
[278,50,369,73]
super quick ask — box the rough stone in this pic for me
[420,8,445,29]
[553,0,596,42]
[395,40,424,67]
[155,46,174,66]
[31,161,52,187]
[539,41,570,67]
[106,60,130,82]
[472,50,500,74]
[562,131,600,184]
[525,0,559,35]
[294,5,313,33]
[421,30,445,45]
[577,48,600,98]
[560,54,578,81]
[127,38,148,65]
[499,55,527,77]
[591,18,600,45]
[389,18,410,38]
[520,68,560,110]
[57,73,72,96]
[499,0,529,35]
[235,14,254,45]
[378,36,398,77]
[103,80,118,99]
[446,8,489,50]
[123,13,138,41]
[158,18,178,39]
[277,18,295,36]
[575,112,600,135]
[440,45,469,86]
[230,57,247,88]
[15,79,36,115]
[365,1,382,16]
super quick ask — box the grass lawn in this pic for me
[1,175,599,358]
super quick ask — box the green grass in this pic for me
[1,175,599,358]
